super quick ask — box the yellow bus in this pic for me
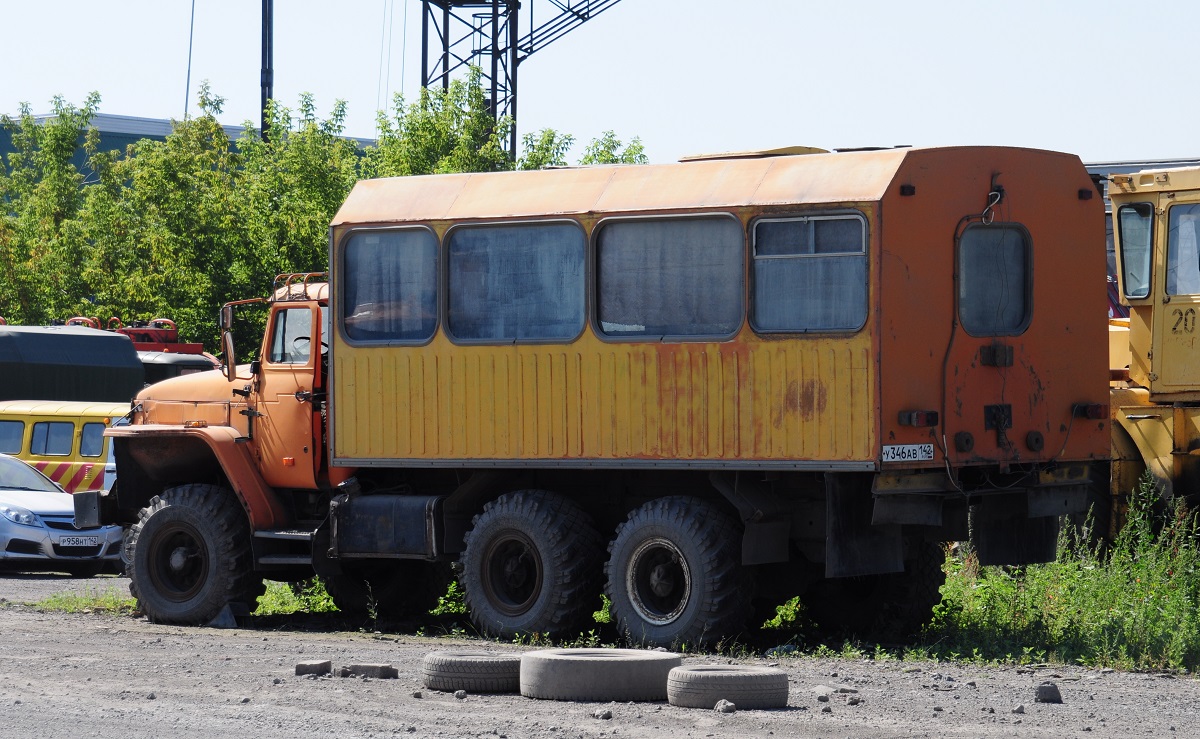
[0,401,129,493]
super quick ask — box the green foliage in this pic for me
[0,94,100,323]
[579,130,648,165]
[238,93,360,281]
[592,593,612,624]
[761,595,805,630]
[430,579,467,616]
[33,585,138,614]
[518,129,574,170]
[928,472,1200,670]
[366,69,511,178]
[252,578,338,616]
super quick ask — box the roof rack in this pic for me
[273,273,328,302]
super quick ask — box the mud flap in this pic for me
[972,493,1058,566]
[825,473,904,578]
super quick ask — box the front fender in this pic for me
[107,424,290,530]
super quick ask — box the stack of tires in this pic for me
[422,648,790,710]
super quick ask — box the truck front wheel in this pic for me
[461,490,602,639]
[128,484,260,624]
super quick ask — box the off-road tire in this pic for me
[667,665,789,709]
[461,490,603,639]
[519,648,681,702]
[127,484,258,625]
[605,496,750,648]
[422,650,521,693]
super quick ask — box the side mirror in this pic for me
[219,304,234,331]
[221,330,236,382]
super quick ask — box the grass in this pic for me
[33,586,137,615]
[926,472,1200,671]
[252,578,338,616]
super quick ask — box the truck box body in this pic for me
[328,146,1109,472]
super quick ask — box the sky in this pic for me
[1,0,1195,165]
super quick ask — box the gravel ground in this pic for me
[1,574,1198,738]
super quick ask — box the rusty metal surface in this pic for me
[332,148,911,226]
[333,333,875,465]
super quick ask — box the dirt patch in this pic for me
[0,576,1196,737]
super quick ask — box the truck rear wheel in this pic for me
[461,490,602,639]
[605,496,749,648]
[128,484,259,625]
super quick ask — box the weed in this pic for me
[252,579,337,616]
[761,595,805,630]
[924,471,1200,671]
[592,594,612,624]
[34,587,137,615]
[430,580,466,617]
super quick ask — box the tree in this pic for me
[0,94,100,323]
[580,130,648,165]
[74,84,250,347]
[518,129,575,170]
[365,69,511,178]
[238,92,361,280]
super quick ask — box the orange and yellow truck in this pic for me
[77,146,1110,644]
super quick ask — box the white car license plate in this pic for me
[61,536,100,547]
[881,444,935,463]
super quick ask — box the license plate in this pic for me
[881,444,935,463]
[60,536,100,547]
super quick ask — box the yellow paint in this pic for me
[333,331,875,464]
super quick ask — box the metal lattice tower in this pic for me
[421,0,624,155]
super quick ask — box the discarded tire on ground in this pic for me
[519,648,681,702]
[667,665,789,709]
[422,651,521,693]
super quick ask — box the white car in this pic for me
[0,453,123,577]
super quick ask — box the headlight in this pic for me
[0,504,38,527]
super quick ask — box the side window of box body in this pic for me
[595,215,745,340]
[341,227,439,344]
[751,214,868,334]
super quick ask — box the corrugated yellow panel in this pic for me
[333,332,875,464]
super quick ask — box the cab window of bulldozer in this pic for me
[957,223,1031,336]
[1118,203,1154,299]
[1167,204,1200,295]
[268,308,314,365]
